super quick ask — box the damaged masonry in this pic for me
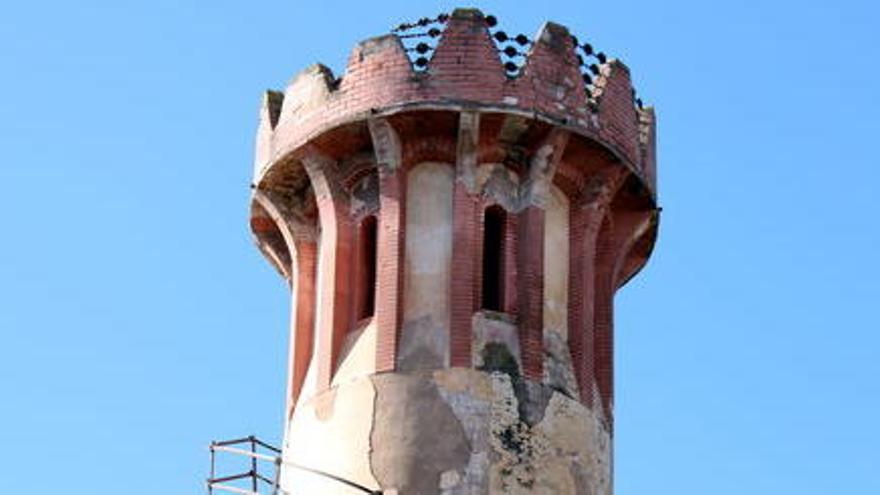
[227,7,659,495]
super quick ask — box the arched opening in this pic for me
[250,207,293,281]
[251,187,318,418]
[358,215,378,320]
[481,205,507,311]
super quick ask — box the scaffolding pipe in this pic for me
[210,445,278,462]
[210,483,260,495]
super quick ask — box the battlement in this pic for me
[254,9,656,192]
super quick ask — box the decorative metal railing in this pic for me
[391,11,645,109]
[392,13,448,71]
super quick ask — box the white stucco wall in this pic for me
[543,185,570,339]
[333,320,377,387]
[399,162,454,370]
[281,370,611,494]
[282,377,380,495]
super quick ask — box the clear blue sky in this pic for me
[1,1,877,493]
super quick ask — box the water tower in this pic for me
[247,8,658,494]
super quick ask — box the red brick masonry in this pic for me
[249,8,659,425]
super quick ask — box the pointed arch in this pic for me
[252,191,319,418]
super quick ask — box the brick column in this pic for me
[369,118,406,373]
[251,190,319,417]
[375,170,405,372]
[288,240,317,411]
[449,111,480,368]
[517,206,545,380]
[302,151,353,390]
[568,205,594,406]
[503,212,519,316]
[594,215,615,421]
[450,184,478,367]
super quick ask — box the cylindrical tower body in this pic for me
[249,9,658,494]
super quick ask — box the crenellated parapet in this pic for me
[253,8,656,197]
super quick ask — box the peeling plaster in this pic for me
[401,162,454,370]
[283,369,611,495]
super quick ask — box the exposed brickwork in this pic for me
[250,9,659,495]
[516,206,545,380]
[503,211,519,316]
[449,111,481,367]
[368,118,407,373]
[593,214,615,422]
[302,152,354,390]
[250,191,318,416]
[567,204,591,405]
[595,62,640,169]
[375,170,406,372]
[289,240,317,409]
[256,9,656,196]
[248,10,661,485]
[638,108,657,188]
[508,22,587,125]
[449,181,478,367]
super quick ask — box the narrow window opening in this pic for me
[359,215,378,319]
[481,206,506,311]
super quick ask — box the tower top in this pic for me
[247,10,659,493]
[253,8,656,202]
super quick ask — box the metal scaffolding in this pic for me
[207,436,282,495]
[206,436,382,494]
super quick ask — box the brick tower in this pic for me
[249,8,658,494]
